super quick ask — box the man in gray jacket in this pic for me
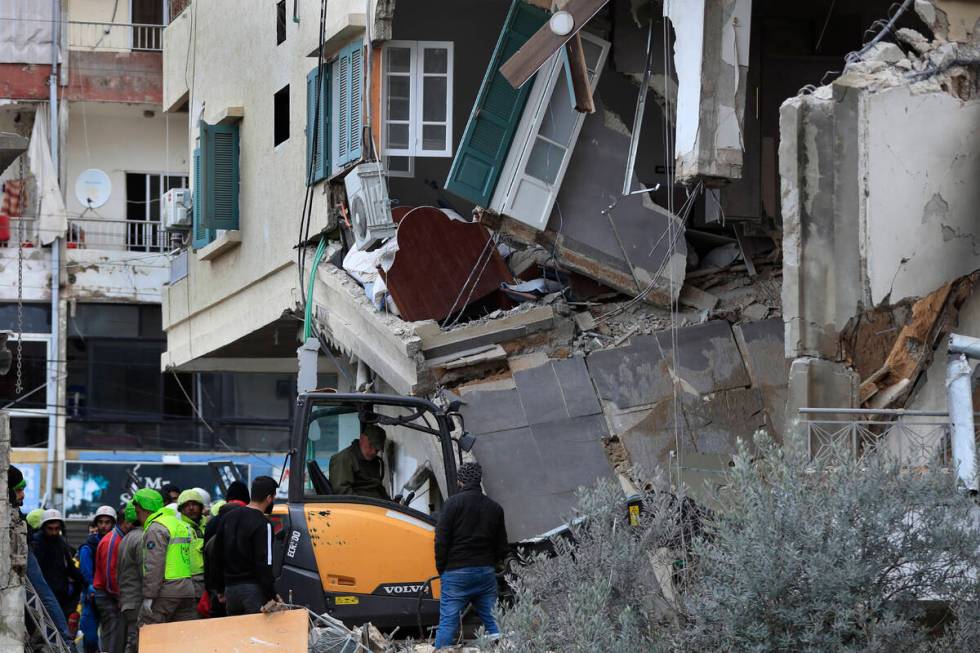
[139,491,199,626]
[117,500,146,653]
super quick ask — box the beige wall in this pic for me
[161,0,377,369]
[65,102,188,224]
[67,0,134,51]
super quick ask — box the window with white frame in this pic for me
[382,41,454,159]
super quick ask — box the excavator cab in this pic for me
[276,392,469,628]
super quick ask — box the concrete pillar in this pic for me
[784,358,860,443]
[0,413,27,653]
[664,0,752,182]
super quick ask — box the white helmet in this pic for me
[40,508,64,528]
[94,505,117,521]
[192,488,212,510]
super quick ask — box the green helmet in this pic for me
[132,488,164,514]
[124,501,137,523]
[26,508,44,530]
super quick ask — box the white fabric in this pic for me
[342,237,400,310]
[29,106,67,245]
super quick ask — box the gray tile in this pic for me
[514,361,568,425]
[460,388,528,434]
[657,321,750,395]
[553,357,602,418]
[586,336,673,409]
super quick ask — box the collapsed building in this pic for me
[157,0,980,539]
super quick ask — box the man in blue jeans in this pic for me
[433,462,508,649]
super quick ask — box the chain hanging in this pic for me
[14,154,25,395]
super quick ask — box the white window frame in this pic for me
[490,32,610,231]
[384,154,415,179]
[6,333,52,447]
[381,40,454,159]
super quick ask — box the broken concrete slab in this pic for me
[514,356,602,424]
[586,335,673,410]
[682,387,766,454]
[733,318,789,434]
[417,305,556,360]
[656,320,751,396]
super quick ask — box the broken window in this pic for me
[490,32,609,230]
[276,0,287,45]
[274,84,290,146]
[382,40,454,159]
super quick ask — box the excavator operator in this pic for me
[328,423,390,501]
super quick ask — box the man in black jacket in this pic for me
[433,462,508,649]
[211,476,280,615]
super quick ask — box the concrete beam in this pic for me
[664,0,752,182]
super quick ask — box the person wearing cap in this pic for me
[177,489,207,601]
[10,466,76,650]
[93,506,133,653]
[328,423,390,500]
[211,476,281,615]
[140,487,199,626]
[192,487,212,519]
[26,507,44,532]
[432,462,508,649]
[79,504,117,653]
[119,490,159,652]
[32,507,84,624]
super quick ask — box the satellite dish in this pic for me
[74,168,111,209]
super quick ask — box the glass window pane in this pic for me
[386,156,412,174]
[423,48,448,74]
[526,138,566,185]
[422,125,445,151]
[0,340,47,409]
[0,303,50,332]
[386,75,411,121]
[582,39,603,73]
[385,47,411,73]
[539,80,577,147]
[10,417,47,448]
[422,77,447,122]
[387,123,409,150]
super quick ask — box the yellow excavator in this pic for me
[270,392,475,628]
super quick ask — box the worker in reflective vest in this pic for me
[139,502,199,626]
[177,489,207,597]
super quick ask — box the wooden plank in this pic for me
[140,609,308,653]
[499,0,610,89]
[565,33,594,113]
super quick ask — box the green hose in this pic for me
[303,237,328,341]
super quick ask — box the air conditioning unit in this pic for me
[162,188,192,231]
[344,162,396,249]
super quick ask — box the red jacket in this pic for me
[93,526,125,595]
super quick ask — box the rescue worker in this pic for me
[120,491,160,653]
[192,487,212,520]
[26,507,44,531]
[328,423,390,500]
[211,476,281,615]
[93,506,132,653]
[79,505,117,653]
[32,508,84,625]
[139,488,200,626]
[177,489,207,600]
[11,466,76,651]
[203,481,249,617]
[432,462,508,649]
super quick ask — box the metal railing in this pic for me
[67,21,165,52]
[67,218,168,252]
[1,217,38,247]
[798,408,966,468]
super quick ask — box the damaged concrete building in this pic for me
[158,0,980,539]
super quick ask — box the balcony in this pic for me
[67,21,165,52]
[1,217,170,253]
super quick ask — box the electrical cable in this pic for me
[169,368,213,433]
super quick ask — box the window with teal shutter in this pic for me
[192,148,211,249]
[306,64,330,185]
[332,39,364,169]
[201,121,240,232]
[444,0,548,207]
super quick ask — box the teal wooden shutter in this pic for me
[444,0,548,206]
[201,121,240,231]
[192,147,211,249]
[306,65,330,185]
[347,41,363,162]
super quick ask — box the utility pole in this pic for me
[44,0,63,509]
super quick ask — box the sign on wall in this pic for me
[63,461,249,521]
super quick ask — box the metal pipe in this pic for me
[623,18,653,196]
[946,353,977,492]
[949,333,980,359]
[797,407,974,417]
[45,0,61,509]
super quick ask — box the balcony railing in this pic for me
[67,21,165,52]
[68,218,169,252]
[798,408,969,468]
[1,218,38,248]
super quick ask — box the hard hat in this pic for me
[39,508,64,528]
[94,505,117,521]
[26,508,44,530]
[177,489,205,508]
[132,488,164,514]
[123,501,137,523]
[210,499,226,516]
[192,487,212,509]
